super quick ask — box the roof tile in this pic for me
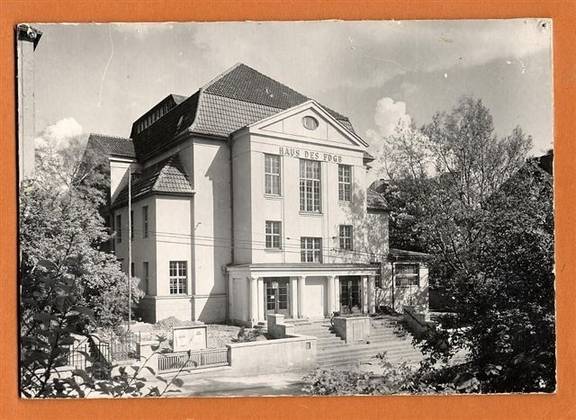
[113,155,193,207]
[132,63,358,160]
[88,133,135,158]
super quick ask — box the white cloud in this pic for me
[35,117,83,149]
[183,19,551,94]
[372,97,411,138]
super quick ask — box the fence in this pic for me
[157,348,229,372]
[110,331,140,361]
[65,341,111,372]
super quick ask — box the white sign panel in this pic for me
[172,326,207,351]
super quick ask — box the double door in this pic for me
[265,278,289,316]
[340,276,361,314]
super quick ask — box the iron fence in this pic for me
[158,348,229,372]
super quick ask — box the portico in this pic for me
[227,263,379,326]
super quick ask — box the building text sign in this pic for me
[172,325,208,351]
[279,146,343,163]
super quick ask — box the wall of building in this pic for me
[231,135,253,263]
[190,138,231,322]
[228,277,250,326]
[109,160,133,202]
[232,108,381,266]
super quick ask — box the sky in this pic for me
[32,20,553,155]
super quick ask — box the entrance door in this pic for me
[340,276,361,314]
[265,278,289,316]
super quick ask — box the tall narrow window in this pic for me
[116,214,122,243]
[169,261,187,295]
[130,210,134,240]
[338,164,352,201]
[143,261,149,294]
[301,237,322,263]
[264,154,281,195]
[130,262,135,277]
[299,159,321,212]
[142,206,149,238]
[265,221,282,249]
[339,225,353,250]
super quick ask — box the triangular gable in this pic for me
[246,100,368,149]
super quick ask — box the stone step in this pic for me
[318,343,419,358]
[317,350,421,362]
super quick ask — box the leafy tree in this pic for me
[19,139,143,397]
[369,96,554,393]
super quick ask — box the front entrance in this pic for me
[340,276,361,314]
[265,278,289,316]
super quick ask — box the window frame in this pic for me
[299,159,322,213]
[339,225,353,251]
[394,263,420,287]
[265,221,282,250]
[301,237,322,263]
[142,206,149,238]
[338,164,352,202]
[264,154,281,196]
[143,261,149,294]
[169,261,188,295]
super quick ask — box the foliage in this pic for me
[33,336,184,398]
[20,139,144,397]
[370,96,554,393]
[232,326,267,343]
[303,353,481,395]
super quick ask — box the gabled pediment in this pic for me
[245,100,368,149]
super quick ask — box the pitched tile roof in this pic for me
[87,133,135,158]
[113,154,193,207]
[132,63,358,160]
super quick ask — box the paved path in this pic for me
[177,371,308,397]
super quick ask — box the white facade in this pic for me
[108,99,428,325]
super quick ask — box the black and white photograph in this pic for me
[17,20,554,398]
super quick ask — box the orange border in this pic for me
[1,1,575,419]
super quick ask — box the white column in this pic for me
[297,276,305,318]
[290,277,298,318]
[249,276,258,325]
[326,275,335,316]
[361,275,369,314]
[257,277,265,321]
[334,276,341,313]
[368,276,376,314]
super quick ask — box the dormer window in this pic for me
[302,116,319,130]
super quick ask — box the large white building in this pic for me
[87,64,429,326]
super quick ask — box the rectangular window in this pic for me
[339,225,353,250]
[299,159,321,212]
[116,214,122,243]
[130,262,135,277]
[265,221,282,249]
[143,262,149,294]
[130,210,134,240]
[169,261,187,295]
[142,206,149,238]
[394,264,420,287]
[338,164,352,201]
[264,154,281,195]
[301,237,322,263]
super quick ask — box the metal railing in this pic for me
[158,348,229,372]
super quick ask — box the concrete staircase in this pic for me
[293,316,424,369]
